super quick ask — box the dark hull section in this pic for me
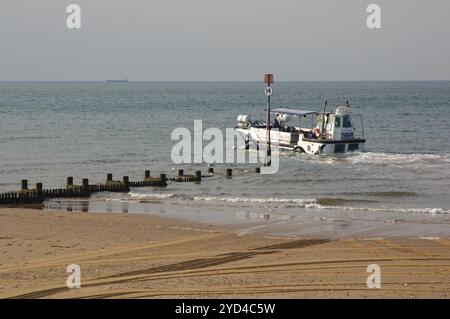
[302,138,366,144]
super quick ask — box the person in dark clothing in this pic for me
[273,114,280,129]
[273,118,280,129]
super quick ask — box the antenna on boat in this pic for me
[264,74,274,167]
[320,101,327,140]
[346,100,352,111]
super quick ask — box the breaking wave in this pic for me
[310,204,450,215]
[344,152,450,165]
[292,151,450,166]
[192,196,450,214]
[193,196,316,206]
[129,189,176,199]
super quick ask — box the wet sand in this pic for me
[0,208,449,299]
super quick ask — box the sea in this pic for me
[1,81,449,238]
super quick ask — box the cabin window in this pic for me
[342,115,352,128]
[335,117,341,128]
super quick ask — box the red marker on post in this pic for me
[264,74,274,86]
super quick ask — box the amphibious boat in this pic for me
[235,103,366,155]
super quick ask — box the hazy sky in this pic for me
[1,0,449,81]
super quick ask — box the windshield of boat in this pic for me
[335,116,341,128]
[342,115,352,128]
[251,119,267,128]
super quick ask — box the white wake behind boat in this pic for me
[235,104,366,155]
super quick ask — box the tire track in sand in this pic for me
[0,232,223,274]
[9,239,450,299]
[7,239,331,299]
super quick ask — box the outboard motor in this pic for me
[236,115,252,128]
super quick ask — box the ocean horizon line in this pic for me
[1,80,450,83]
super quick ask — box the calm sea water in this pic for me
[1,81,450,237]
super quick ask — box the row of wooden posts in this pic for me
[0,167,242,206]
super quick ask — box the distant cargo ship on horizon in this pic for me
[107,78,128,83]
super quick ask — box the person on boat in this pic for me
[314,128,321,138]
[308,128,320,139]
[273,114,281,130]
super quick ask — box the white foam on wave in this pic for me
[193,196,316,206]
[418,236,441,240]
[305,203,450,215]
[193,196,450,215]
[345,152,450,165]
[128,190,176,199]
[120,190,450,216]
[292,151,450,166]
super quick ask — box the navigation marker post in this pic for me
[264,74,274,167]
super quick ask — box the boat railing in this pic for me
[351,114,365,139]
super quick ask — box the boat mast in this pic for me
[264,74,274,167]
[320,101,327,140]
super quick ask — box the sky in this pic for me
[1,0,449,81]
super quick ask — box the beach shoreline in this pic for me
[0,207,449,299]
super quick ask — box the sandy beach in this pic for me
[0,208,449,299]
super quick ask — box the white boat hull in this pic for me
[235,127,365,154]
[295,137,366,154]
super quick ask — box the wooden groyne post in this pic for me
[196,170,202,182]
[160,173,167,185]
[82,178,89,194]
[123,176,130,191]
[36,183,43,199]
[21,179,28,191]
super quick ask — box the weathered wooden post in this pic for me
[123,176,130,191]
[226,168,232,179]
[36,183,43,198]
[21,179,28,191]
[178,169,184,177]
[208,167,214,174]
[160,173,167,185]
[107,173,113,182]
[67,176,73,186]
[196,170,202,181]
[82,178,89,194]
